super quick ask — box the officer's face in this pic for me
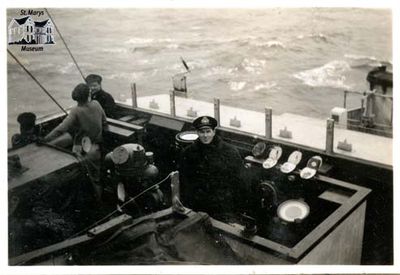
[89,82,101,94]
[197,127,215,144]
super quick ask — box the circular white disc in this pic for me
[277,200,310,222]
[180,133,198,141]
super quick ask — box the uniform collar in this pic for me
[197,135,221,148]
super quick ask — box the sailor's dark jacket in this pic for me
[91,89,116,118]
[179,135,246,216]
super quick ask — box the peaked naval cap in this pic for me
[85,74,102,84]
[193,116,218,130]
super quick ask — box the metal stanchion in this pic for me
[170,90,176,117]
[214,98,220,126]
[131,83,137,108]
[265,107,272,139]
[326,118,335,155]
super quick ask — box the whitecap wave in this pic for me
[240,58,266,74]
[310,33,328,42]
[265,40,286,48]
[296,33,328,42]
[57,62,75,74]
[166,44,180,49]
[344,54,385,68]
[32,63,55,70]
[229,81,247,91]
[107,72,145,81]
[253,81,278,91]
[102,48,128,54]
[253,40,286,49]
[293,60,351,89]
[344,54,377,61]
[124,37,174,45]
[204,66,237,76]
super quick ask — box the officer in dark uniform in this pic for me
[179,116,247,219]
[85,74,116,118]
[11,112,38,148]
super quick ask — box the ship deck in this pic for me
[125,94,392,166]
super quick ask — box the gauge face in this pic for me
[277,200,310,222]
[111,146,129,164]
[307,156,322,168]
[252,142,267,158]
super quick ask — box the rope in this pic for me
[44,8,86,82]
[7,49,68,115]
[68,172,173,239]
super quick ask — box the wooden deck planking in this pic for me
[8,143,79,189]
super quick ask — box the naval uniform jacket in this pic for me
[91,89,115,118]
[179,135,245,215]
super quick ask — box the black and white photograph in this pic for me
[3,0,398,273]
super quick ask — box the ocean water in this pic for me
[7,8,392,143]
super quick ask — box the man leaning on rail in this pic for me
[85,74,116,118]
[44,83,108,201]
[178,116,249,221]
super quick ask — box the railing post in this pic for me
[214,98,220,126]
[170,90,176,117]
[131,83,137,108]
[361,98,365,113]
[170,171,183,213]
[326,118,335,155]
[265,107,272,139]
[170,171,180,201]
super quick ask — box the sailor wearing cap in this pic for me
[44,83,108,201]
[192,116,218,145]
[11,112,38,148]
[85,74,116,118]
[179,116,247,219]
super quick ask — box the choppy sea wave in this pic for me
[293,60,351,89]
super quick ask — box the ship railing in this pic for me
[127,84,392,167]
[343,89,393,127]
